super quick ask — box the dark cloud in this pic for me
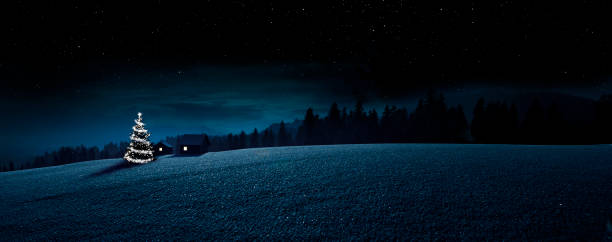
[157,102,263,121]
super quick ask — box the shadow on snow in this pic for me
[170,154,205,157]
[87,160,141,178]
[86,154,201,178]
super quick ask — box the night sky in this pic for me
[1,1,611,161]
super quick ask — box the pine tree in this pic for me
[278,121,290,146]
[250,128,259,147]
[239,131,247,148]
[124,112,154,163]
[227,133,235,149]
[302,108,317,145]
[471,98,486,142]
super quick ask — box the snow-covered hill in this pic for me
[1,144,612,240]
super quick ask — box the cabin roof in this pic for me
[177,134,206,146]
[156,141,173,148]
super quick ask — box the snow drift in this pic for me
[1,144,611,240]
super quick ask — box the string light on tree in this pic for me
[124,112,155,163]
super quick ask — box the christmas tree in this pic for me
[124,112,154,163]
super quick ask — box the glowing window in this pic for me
[159,147,163,151]
[183,146,188,151]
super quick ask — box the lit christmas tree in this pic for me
[124,112,154,163]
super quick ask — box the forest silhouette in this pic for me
[4,90,612,172]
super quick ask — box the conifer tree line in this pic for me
[205,90,612,150]
[5,90,612,172]
[1,142,129,172]
[292,89,469,145]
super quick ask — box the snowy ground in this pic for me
[1,144,612,240]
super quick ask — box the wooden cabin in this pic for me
[154,141,173,156]
[175,134,209,155]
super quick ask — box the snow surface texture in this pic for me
[1,144,611,240]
